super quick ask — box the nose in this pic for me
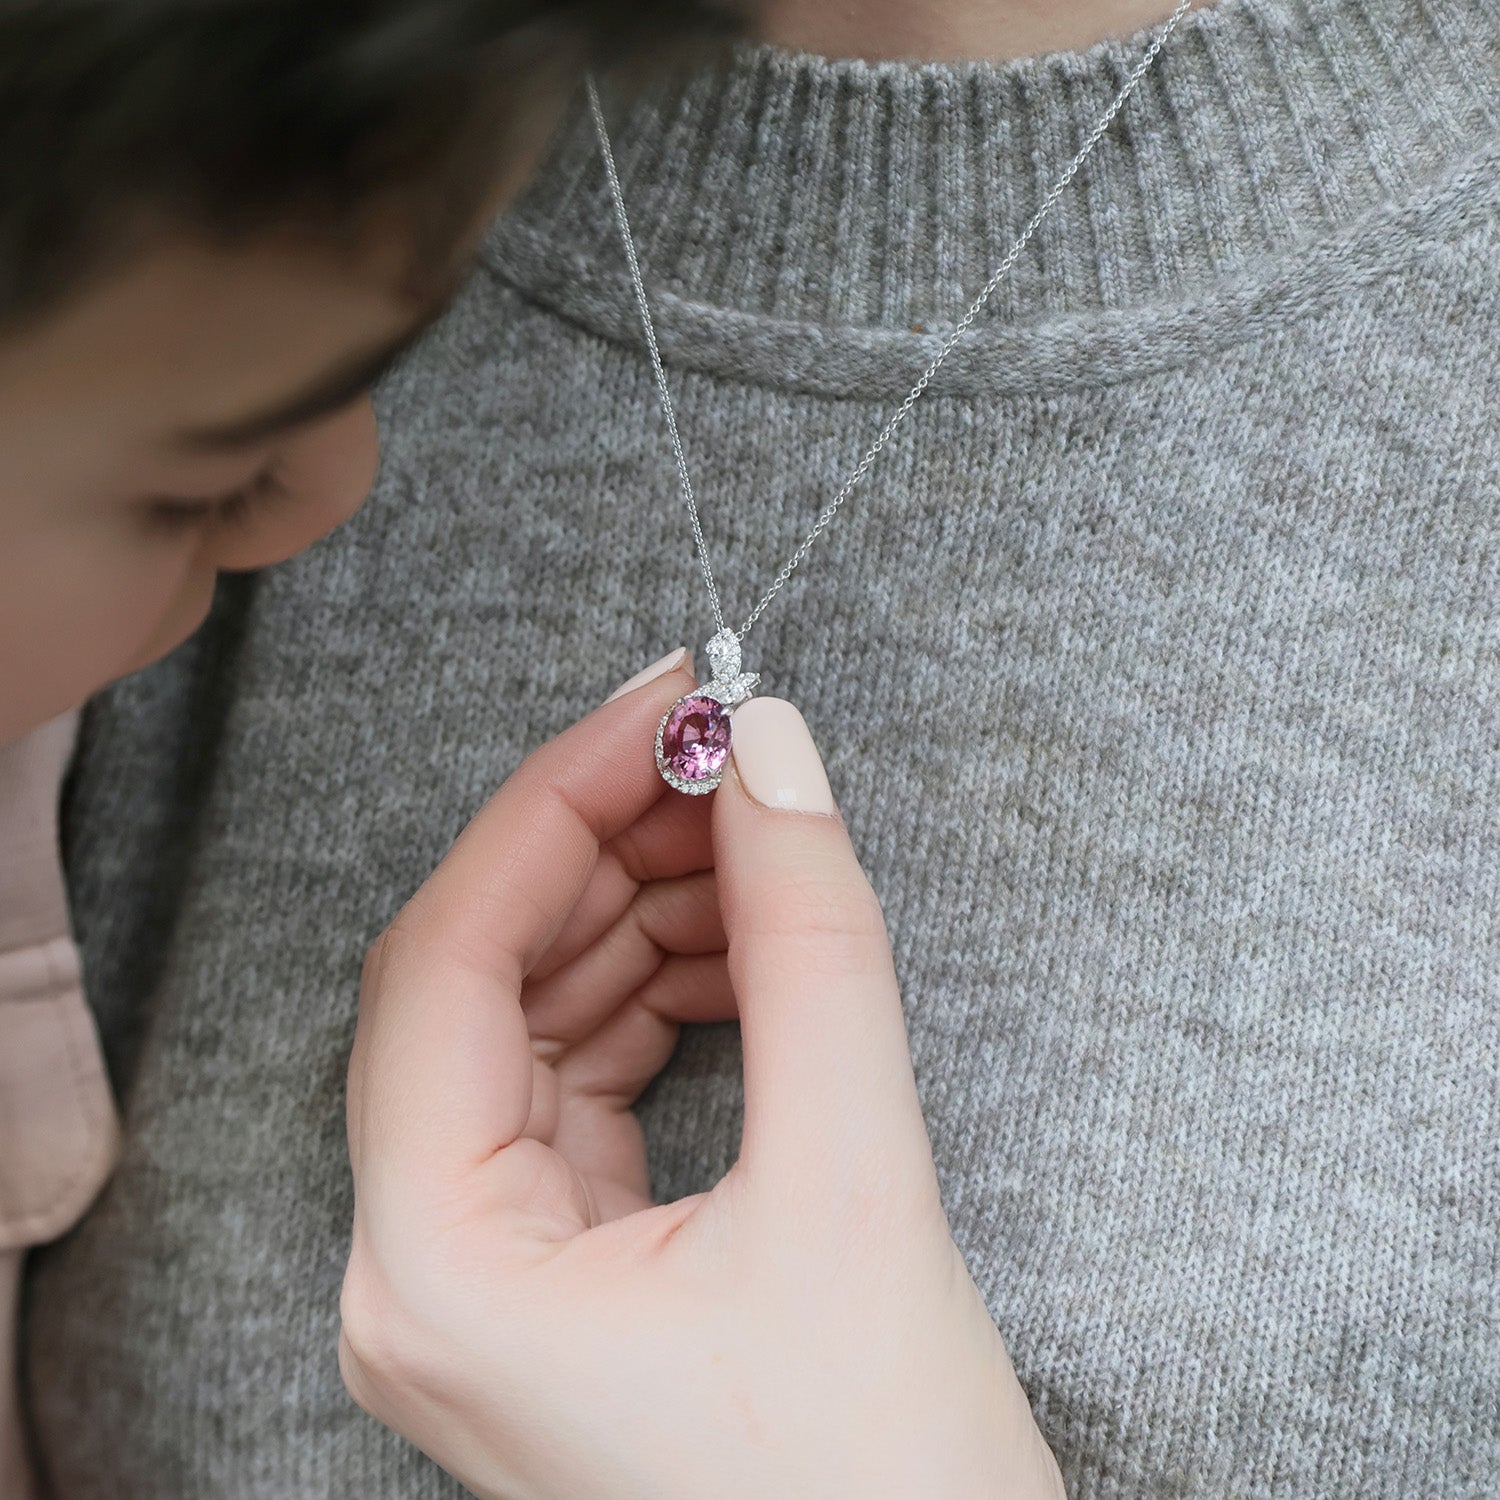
[209,397,380,573]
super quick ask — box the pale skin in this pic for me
[0,177,526,746]
[341,677,1068,1500]
[758,0,1198,61]
[0,232,434,743]
[0,1,1189,1492]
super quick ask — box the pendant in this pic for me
[655,629,760,794]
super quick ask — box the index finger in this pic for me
[347,659,694,1196]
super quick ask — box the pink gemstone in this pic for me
[661,694,732,783]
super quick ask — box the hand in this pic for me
[340,658,1065,1500]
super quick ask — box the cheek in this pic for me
[0,524,204,742]
[119,560,220,676]
[212,399,380,573]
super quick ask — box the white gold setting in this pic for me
[654,631,761,794]
[703,629,760,709]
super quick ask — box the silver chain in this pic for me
[588,0,1191,642]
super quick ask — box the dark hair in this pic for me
[0,0,717,326]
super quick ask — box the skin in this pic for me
[0,227,474,744]
[343,676,1067,1499]
[758,0,1200,61]
[0,25,571,750]
[0,37,564,749]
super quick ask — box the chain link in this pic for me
[588,0,1191,641]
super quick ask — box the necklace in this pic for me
[589,0,1192,794]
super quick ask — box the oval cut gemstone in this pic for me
[661,694,732,784]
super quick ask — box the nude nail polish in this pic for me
[730,698,837,815]
[604,646,690,704]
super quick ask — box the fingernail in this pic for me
[730,698,836,815]
[604,646,690,704]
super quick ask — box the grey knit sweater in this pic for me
[25,1,1500,1494]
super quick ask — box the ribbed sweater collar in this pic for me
[496,0,1500,333]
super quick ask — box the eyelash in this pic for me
[146,465,284,531]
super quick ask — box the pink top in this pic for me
[0,714,119,1499]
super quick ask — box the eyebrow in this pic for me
[173,316,438,452]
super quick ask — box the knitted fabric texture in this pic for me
[27,1,1500,1494]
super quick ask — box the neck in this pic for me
[754,0,1199,63]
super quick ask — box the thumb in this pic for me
[713,698,937,1206]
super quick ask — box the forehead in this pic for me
[5,232,422,418]
[0,229,455,495]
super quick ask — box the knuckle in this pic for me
[338,1245,432,1405]
[358,929,390,992]
[338,1253,398,1382]
[748,869,891,969]
[359,904,438,996]
[337,1329,379,1418]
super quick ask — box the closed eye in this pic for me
[143,465,284,530]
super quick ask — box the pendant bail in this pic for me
[702,630,759,710]
[706,628,741,682]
